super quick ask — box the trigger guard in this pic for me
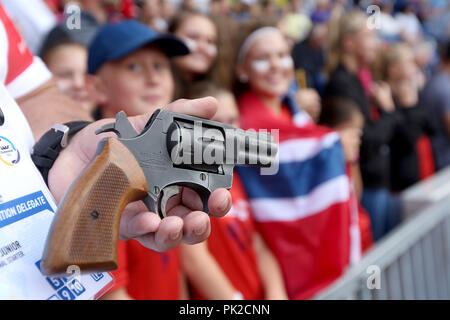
[157,185,211,218]
[158,186,181,218]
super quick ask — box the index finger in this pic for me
[129,97,219,133]
[166,97,218,120]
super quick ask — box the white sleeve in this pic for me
[6,56,52,99]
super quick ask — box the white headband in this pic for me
[237,27,282,63]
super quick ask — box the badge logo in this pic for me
[0,136,20,166]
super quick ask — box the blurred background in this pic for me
[2,0,450,300]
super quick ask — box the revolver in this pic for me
[41,109,278,275]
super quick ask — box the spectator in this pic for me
[40,24,95,114]
[381,43,437,191]
[168,11,218,99]
[86,20,191,300]
[181,83,288,300]
[136,0,168,32]
[319,96,363,165]
[234,25,362,299]
[291,22,328,93]
[319,96,374,253]
[420,41,450,170]
[324,9,399,242]
[87,20,186,119]
[414,40,437,82]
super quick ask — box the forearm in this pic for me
[180,243,237,300]
[16,79,93,141]
[254,234,288,300]
[351,163,363,199]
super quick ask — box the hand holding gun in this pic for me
[41,109,278,275]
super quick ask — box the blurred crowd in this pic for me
[3,0,450,300]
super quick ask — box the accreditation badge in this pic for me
[0,89,113,300]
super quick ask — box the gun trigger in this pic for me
[95,123,117,136]
[158,186,180,219]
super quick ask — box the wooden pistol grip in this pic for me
[41,138,148,275]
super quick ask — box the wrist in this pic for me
[31,121,92,185]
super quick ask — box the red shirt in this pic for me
[192,174,264,300]
[110,240,181,300]
[278,105,293,123]
[416,135,435,181]
[0,4,33,85]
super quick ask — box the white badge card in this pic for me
[0,89,113,300]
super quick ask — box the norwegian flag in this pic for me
[236,92,361,300]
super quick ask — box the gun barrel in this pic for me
[229,129,278,167]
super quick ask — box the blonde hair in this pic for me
[326,9,368,74]
[380,42,414,80]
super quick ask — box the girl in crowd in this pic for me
[40,24,95,114]
[324,10,400,242]
[233,25,362,300]
[381,43,436,192]
[168,11,219,99]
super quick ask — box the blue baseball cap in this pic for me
[88,20,189,74]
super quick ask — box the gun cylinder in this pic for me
[166,121,277,169]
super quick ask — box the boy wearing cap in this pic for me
[87,19,189,119]
[87,20,190,300]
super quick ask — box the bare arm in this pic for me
[16,79,92,141]
[253,233,288,300]
[351,163,363,199]
[180,242,238,300]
